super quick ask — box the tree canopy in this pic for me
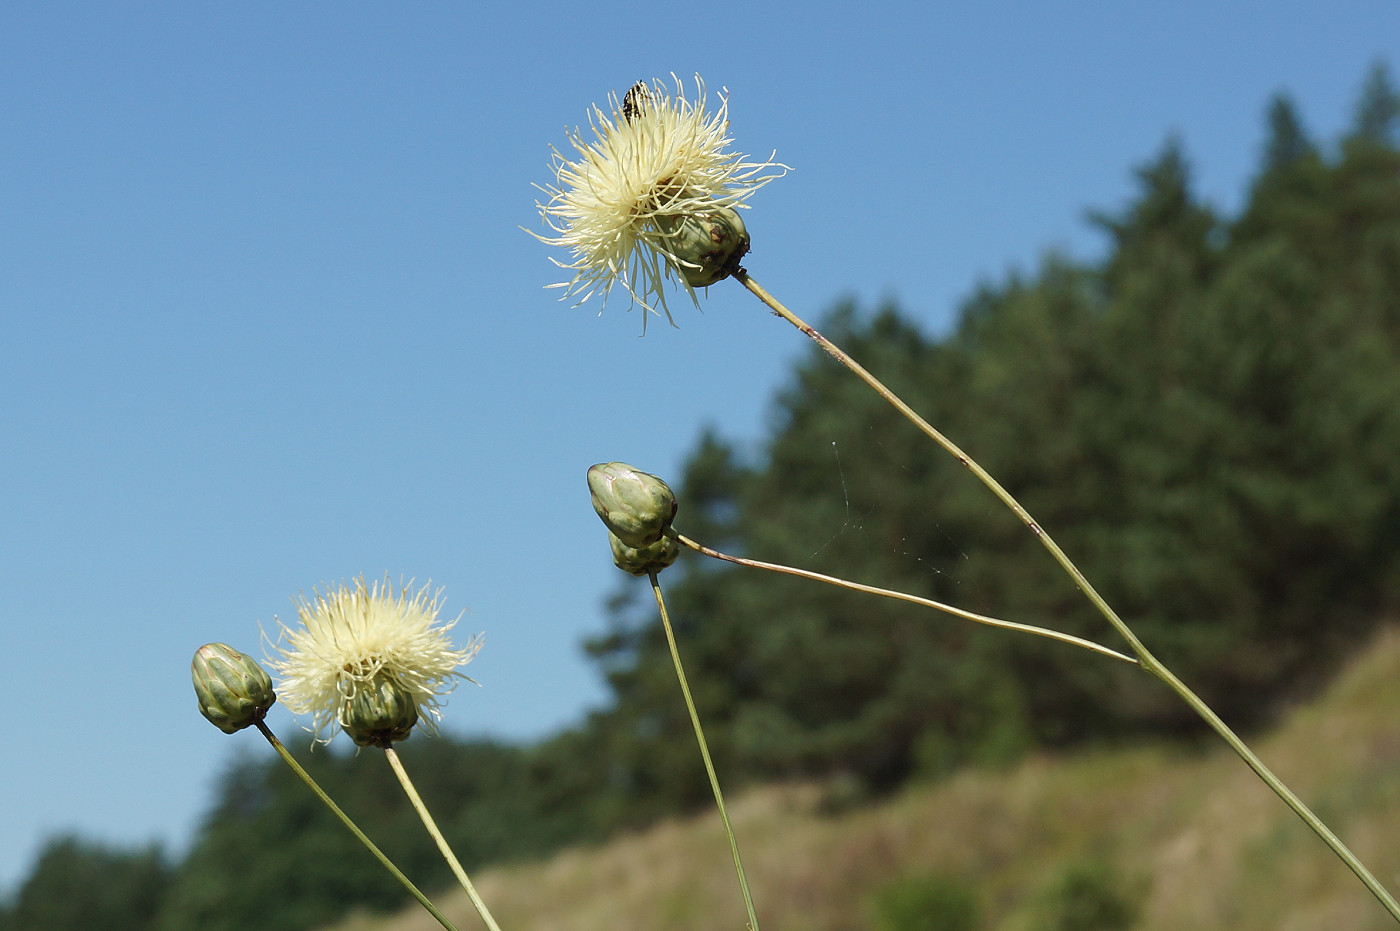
[589,68,1400,794]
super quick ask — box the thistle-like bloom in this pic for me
[268,577,481,745]
[534,74,787,325]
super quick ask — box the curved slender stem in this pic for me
[383,746,504,931]
[732,269,1400,923]
[649,570,761,931]
[672,532,1137,666]
[736,269,1122,635]
[253,722,459,931]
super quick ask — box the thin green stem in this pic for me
[383,746,504,931]
[649,570,761,931]
[1138,653,1398,917]
[253,722,459,931]
[733,269,1400,923]
[672,531,1137,665]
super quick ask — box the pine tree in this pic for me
[1087,136,1218,303]
[1261,93,1315,173]
[1351,60,1400,145]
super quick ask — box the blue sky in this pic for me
[2,0,1397,893]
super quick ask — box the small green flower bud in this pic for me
[587,462,678,547]
[609,531,681,576]
[342,674,419,747]
[192,643,276,734]
[658,206,750,288]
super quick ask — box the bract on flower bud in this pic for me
[342,674,420,748]
[587,462,678,547]
[192,643,276,734]
[609,531,681,576]
[657,206,750,288]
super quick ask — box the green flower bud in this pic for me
[658,205,750,288]
[587,462,678,547]
[342,674,419,748]
[609,531,681,576]
[192,643,276,734]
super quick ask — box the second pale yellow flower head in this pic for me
[269,577,481,746]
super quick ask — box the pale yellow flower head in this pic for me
[534,74,787,326]
[268,577,481,745]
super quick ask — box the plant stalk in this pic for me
[383,746,504,931]
[732,268,1400,923]
[649,570,762,931]
[254,721,459,931]
[672,531,1137,665]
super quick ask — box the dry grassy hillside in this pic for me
[334,625,1400,931]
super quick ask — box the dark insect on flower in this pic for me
[622,81,651,121]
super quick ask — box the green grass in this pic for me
[334,624,1400,931]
